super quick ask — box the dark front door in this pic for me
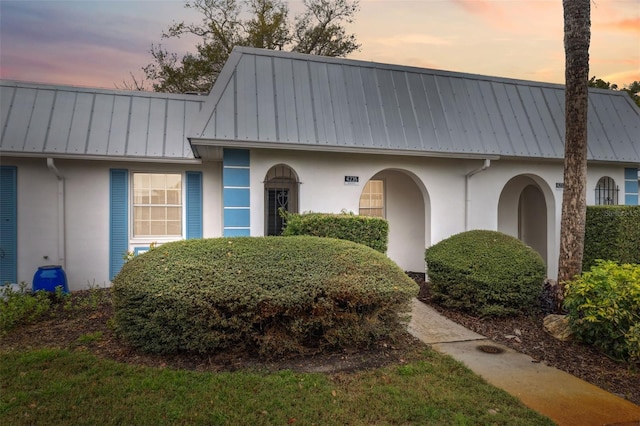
[267,188,289,236]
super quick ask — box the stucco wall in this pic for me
[2,152,629,289]
[2,157,221,291]
[249,150,629,278]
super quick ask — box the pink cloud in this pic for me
[450,0,496,15]
[449,0,518,32]
[600,17,640,34]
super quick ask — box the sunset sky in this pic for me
[1,0,638,91]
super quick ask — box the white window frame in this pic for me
[130,171,185,243]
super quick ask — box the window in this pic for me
[133,173,182,237]
[595,176,618,205]
[359,179,385,217]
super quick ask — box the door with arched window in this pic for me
[595,176,618,205]
[264,165,299,235]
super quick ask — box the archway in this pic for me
[359,169,430,273]
[498,175,551,265]
[264,164,299,236]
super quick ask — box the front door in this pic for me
[266,188,289,236]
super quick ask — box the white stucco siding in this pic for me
[6,158,60,287]
[250,152,629,279]
[250,150,473,271]
[468,161,562,277]
[3,157,220,291]
[62,161,110,289]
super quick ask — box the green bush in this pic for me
[282,212,388,253]
[564,260,640,362]
[112,236,418,356]
[584,206,640,271]
[0,283,53,336]
[425,230,546,317]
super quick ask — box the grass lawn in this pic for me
[0,347,553,425]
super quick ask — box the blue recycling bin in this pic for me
[33,265,68,293]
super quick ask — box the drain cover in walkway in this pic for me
[477,344,504,354]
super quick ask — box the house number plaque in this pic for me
[344,176,359,185]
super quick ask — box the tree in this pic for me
[588,76,640,107]
[139,0,360,93]
[557,0,591,308]
[622,81,640,107]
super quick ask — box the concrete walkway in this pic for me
[408,299,640,426]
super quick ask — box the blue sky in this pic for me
[1,0,638,90]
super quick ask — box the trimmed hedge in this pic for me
[564,260,640,362]
[425,230,546,317]
[584,206,640,271]
[282,212,389,253]
[112,236,418,356]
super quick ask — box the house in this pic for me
[1,47,639,290]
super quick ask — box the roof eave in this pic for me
[0,151,203,164]
[189,137,501,160]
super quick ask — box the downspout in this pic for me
[46,158,66,269]
[465,159,491,230]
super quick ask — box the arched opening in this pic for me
[595,176,618,205]
[264,164,299,236]
[360,169,430,273]
[498,175,551,266]
[518,185,547,261]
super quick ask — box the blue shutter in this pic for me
[0,166,17,283]
[185,171,203,239]
[110,169,128,280]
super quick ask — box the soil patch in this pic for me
[0,289,425,374]
[414,274,639,405]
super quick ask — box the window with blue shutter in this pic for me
[110,169,128,280]
[185,171,203,239]
[0,166,17,284]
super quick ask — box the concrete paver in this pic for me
[408,299,640,426]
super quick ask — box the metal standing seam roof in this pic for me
[0,81,205,162]
[190,47,640,164]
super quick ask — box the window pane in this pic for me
[167,207,181,221]
[150,221,166,235]
[166,189,181,205]
[134,220,149,236]
[134,189,148,204]
[167,221,182,235]
[134,173,149,188]
[134,206,150,220]
[166,174,181,189]
[150,207,166,221]
[150,174,165,189]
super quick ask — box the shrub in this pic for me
[564,260,640,362]
[111,236,418,356]
[0,283,53,336]
[282,211,388,253]
[425,230,546,317]
[584,206,640,271]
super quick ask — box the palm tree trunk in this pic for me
[557,0,591,309]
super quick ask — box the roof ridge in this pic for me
[0,79,207,101]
